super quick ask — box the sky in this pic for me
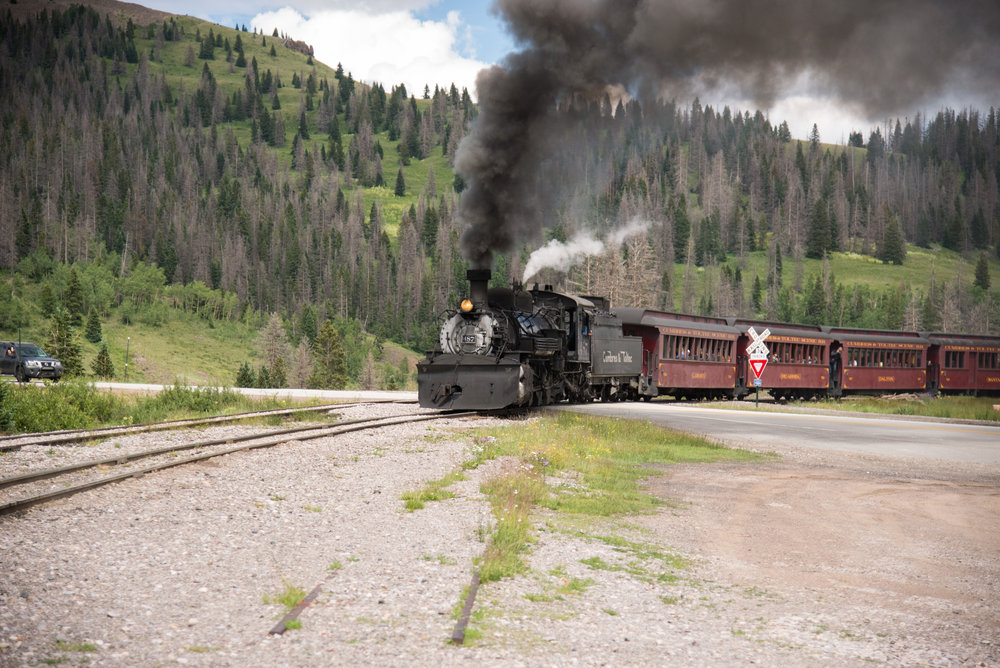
[141,1,989,143]
[143,1,514,97]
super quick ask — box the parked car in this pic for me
[1,341,64,382]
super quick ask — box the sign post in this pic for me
[746,327,770,407]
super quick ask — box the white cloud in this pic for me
[251,6,487,96]
[161,0,437,15]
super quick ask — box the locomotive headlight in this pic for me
[460,298,473,312]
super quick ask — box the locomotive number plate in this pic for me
[462,335,478,344]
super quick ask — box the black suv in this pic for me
[1,342,64,382]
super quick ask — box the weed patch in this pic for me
[263,580,306,611]
[0,379,291,434]
[401,469,466,511]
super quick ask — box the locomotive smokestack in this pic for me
[467,269,491,308]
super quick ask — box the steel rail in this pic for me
[0,401,399,452]
[0,411,473,517]
[1,415,376,490]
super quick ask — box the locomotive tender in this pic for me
[417,270,1000,410]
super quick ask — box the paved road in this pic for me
[565,402,1000,465]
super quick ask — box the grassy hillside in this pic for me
[119,11,457,239]
[1,304,421,388]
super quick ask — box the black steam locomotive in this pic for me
[417,269,649,409]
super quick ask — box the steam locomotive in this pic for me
[417,270,1000,410]
[417,269,650,409]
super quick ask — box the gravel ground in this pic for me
[1,403,997,667]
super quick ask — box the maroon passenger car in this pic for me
[925,333,1000,395]
[825,327,929,395]
[728,319,833,400]
[616,309,742,400]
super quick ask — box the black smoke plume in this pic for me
[456,0,1000,269]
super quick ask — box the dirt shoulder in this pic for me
[637,444,1000,665]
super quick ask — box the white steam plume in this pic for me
[522,219,650,283]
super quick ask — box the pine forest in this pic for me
[1,4,998,387]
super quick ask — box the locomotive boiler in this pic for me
[417,269,647,409]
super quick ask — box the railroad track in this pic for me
[0,400,417,452]
[0,408,473,517]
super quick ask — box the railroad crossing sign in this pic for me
[747,326,770,380]
[746,327,771,356]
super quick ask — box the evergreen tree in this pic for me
[328,117,345,170]
[805,199,829,259]
[198,29,215,59]
[257,364,271,388]
[234,34,246,67]
[235,361,255,387]
[921,290,940,331]
[258,312,291,371]
[308,320,348,389]
[808,123,821,150]
[85,308,102,343]
[271,355,288,388]
[974,252,991,290]
[777,286,795,321]
[970,208,988,247]
[395,167,406,196]
[63,267,85,326]
[884,287,905,330]
[46,309,83,376]
[39,283,56,318]
[801,274,827,325]
[777,121,791,142]
[91,342,116,379]
[879,215,906,265]
[298,108,309,139]
[672,196,690,262]
[422,205,439,252]
[298,304,318,343]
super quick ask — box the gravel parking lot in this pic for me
[1,403,997,666]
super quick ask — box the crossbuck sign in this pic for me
[746,327,771,356]
[746,326,770,380]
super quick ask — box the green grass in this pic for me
[669,242,998,315]
[0,379,294,433]
[473,413,759,517]
[466,413,759,583]
[791,394,1000,421]
[556,576,595,596]
[477,466,547,581]
[53,640,97,652]
[263,580,307,611]
[99,310,259,385]
[400,469,466,510]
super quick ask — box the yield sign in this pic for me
[749,354,768,380]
